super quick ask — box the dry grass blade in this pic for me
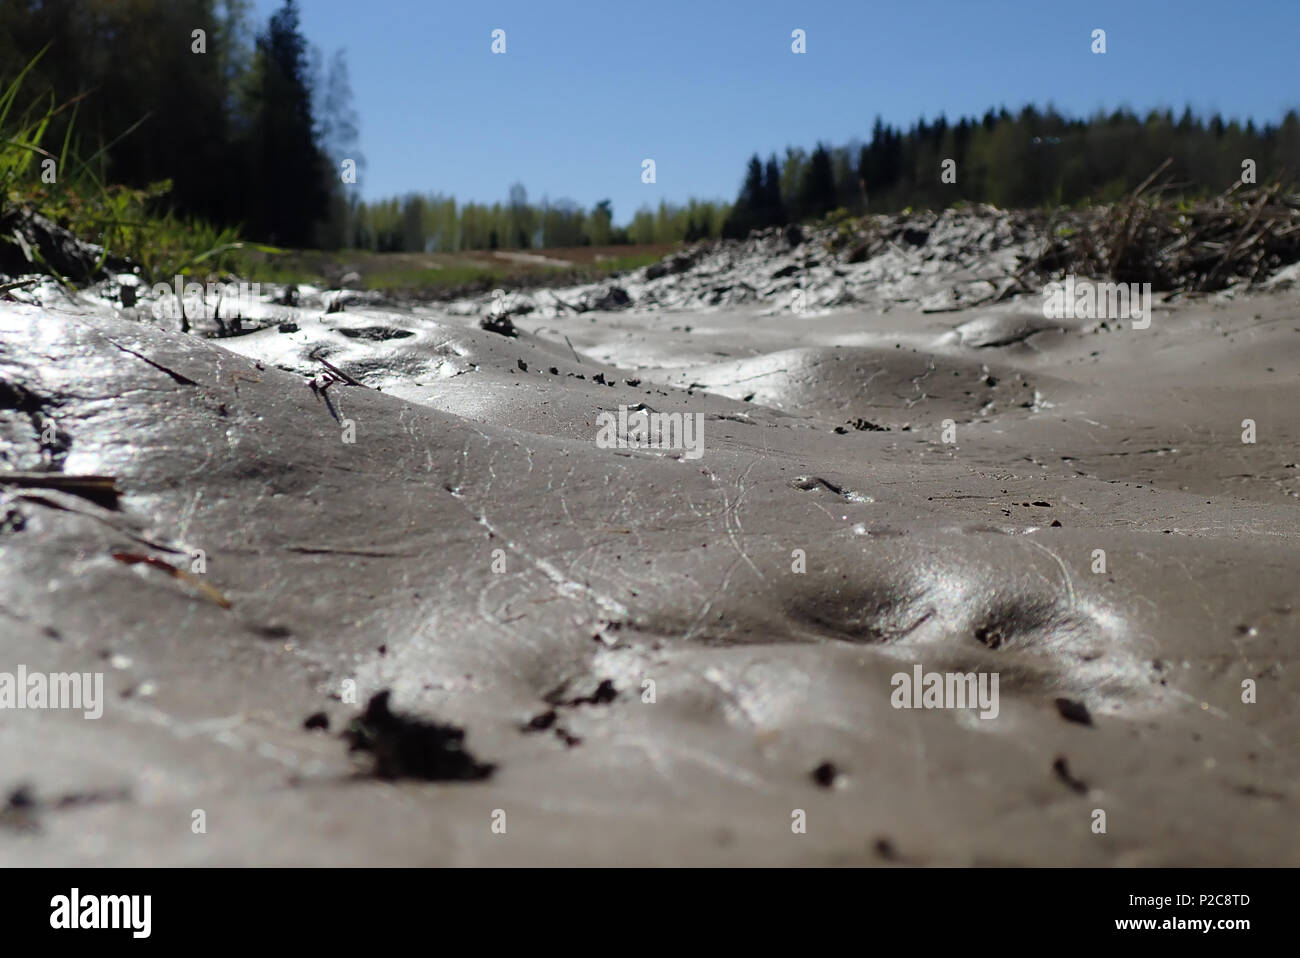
[1200,183,1279,290]
[1019,174,1300,294]
[314,356,367,388]
[110,551,233,609]
[0,472,120,509]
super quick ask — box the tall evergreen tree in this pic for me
[762,154,785,226]
[722,155,765,238]
[589,198,613,246]
[248,0,329,245]
[799,144,837,220]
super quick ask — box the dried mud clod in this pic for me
[479,314,518,337]
[1052,756,1089,794]
[520,709,584,748]
[523,709,558,731]
[343,690,496,782]
[1054,697,1093,726]
[545,678,618,708]
[523,677,619,748]
[811,761,841,788]
[0,783,131,832]
[874,837,899,861]
[0,785,39,831]
[845,418,890,432]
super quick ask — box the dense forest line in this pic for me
[3,0,1296,255]
[721,106,1300,238]
[358,106,1299,252]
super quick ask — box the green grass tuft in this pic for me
[2,50,276,286]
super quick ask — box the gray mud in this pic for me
[1,240,1298,865]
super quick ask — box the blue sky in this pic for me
[255,0,1299,223]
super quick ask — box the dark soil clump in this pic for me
[344,691,496,782]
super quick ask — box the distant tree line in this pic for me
[0,0,360,248]
[314,102,1300,250]
[349,189,728,252]
[724,106,1300,236]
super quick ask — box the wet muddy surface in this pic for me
[1,236,1298,864]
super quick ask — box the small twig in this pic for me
[108,341,199,386]
[1128,157,1175,202]
[0,473,120,509]
[549,290,579,312]
[564,335,582,365]
[111,551,232,609]
[176,286,188,334]
[1201,183,1279,290]
[306,348,368,388]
